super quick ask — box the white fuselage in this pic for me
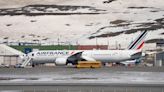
[82,50,139,62]
[26,50,141,64]
[27,50,82,63]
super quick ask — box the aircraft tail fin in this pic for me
[127,30,148,50]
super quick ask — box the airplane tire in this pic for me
[32,64,35,67]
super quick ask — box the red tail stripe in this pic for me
[137,42,144,50]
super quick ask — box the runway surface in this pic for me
[0,66,164,92]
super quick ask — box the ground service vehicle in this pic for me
[76,61,102,68]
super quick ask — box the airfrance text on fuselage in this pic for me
[36,51,69,56]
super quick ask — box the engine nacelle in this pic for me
[55,58,67,65]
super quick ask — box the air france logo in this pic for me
[36,51,69,56]
[70,51,75,55]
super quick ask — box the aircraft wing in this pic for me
[67,51,84,64]
[130,51,142,60]
[81,55,96,61]
[67,51,96,64]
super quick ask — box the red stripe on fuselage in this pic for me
[137,42,144,50]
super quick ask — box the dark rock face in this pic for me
[0,4,105,16]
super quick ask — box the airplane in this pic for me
[19,30,148,67]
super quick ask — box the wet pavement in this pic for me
[0,66,164,92]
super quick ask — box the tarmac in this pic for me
[0,66,164,92]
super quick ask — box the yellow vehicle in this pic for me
[76,61,102,68]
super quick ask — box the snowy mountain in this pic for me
[0,0,163,49]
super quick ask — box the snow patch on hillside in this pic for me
[0,0,164,49]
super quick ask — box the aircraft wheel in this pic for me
[32,64,35,67]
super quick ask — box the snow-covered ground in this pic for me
[0,0,164,49]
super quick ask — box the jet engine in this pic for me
[55,58,67,65]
